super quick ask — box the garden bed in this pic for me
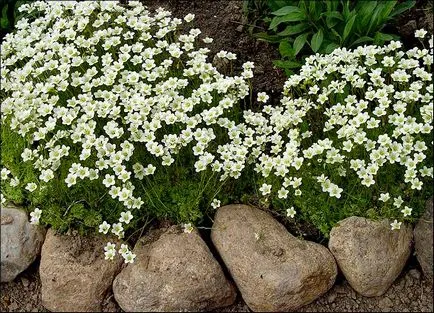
[1,0,433,312]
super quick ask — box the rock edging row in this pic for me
[1,199,432,312]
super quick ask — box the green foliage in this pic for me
[251,0,415,75]
[0,0,31,33]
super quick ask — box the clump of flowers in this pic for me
[242,30,433,234]
[0,1,254,262]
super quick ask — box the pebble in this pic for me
[327,293,337,304]
[21,277,30,288]
[409,269,421,281]
[378,297,393,309]
[9,301,19,311]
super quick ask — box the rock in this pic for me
[408,269,421,281]
[211,204,337,312]
[9,301,19,311]
[414,198,433,278]
[378,297,393,309]
[327,292,337,304]
[113,226,236,312]
[40,229,122,312]
[329,216,412,297]
[21,277,30,288]
[1,205,46,282]
[212,54,229,73]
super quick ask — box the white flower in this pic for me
[379,193,390,202]
[123,251,136,263]
[111,223,124,237]
[415,29,427,39]
[98,221,111,234]
[401,206,412,217]
[9,177,20,187]
[25,182,38,192]
[211,199,221,209]
[119,211,133,224]
[1,168,11,180]
[118,243,130,256]
[203,37,213,43]
[286,206,296,218]
[390,219,402,230]
[104,242,116,252]
[259,183,272,196]
[277,188,288,199]
[393,196,404,208]
[257,92,269,103]
[184,13,195,23]
[104,249,116,260]
[29,208,42,225]
[182,223,194,233]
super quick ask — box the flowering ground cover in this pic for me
[0,1,433,312]
[0,0,432,265]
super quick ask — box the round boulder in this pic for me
[113,226,236,312]
[329,216,413,297]
[211,204,337,312]
[1,205,46,282]
[414,198,433,278]
[40,229,123,312]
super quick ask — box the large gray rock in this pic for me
[329,216,413,297]
[1,205,46,282]
[113,226,236,312]
[414,198,433,278]
[211,204,337,312]
[40,229,123,312]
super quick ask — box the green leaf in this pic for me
[349,36,374,47]
[1,17,9,30]
[373,32,397,44]
[273,59,302,69]
[353,1,378,34]
[309,1,323,21]
[311,29,323,53]
[321,11,344,20]
[277,23,309,36]
[271,6,301,16]
[343,14,357,42]
[389,1,415,18]
[279,40,294,57]
[253,32,282,43]
[293,32,309,56]
[367,1,397,34]
[268,0,294,12]
[325,42,340,53]
[269,11,306,29]
[322,11,344,28]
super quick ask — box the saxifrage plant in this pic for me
[247,30,433,236]
[0,0,254,262]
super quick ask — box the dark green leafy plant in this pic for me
[0,0,31,37]
[252,0,415,75]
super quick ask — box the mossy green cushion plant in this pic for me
[0,1,255,262]
[247,32,433,236]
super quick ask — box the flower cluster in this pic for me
[240,30,433,229]
[0,1,253,262]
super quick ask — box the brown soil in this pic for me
[144,0,288,102]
